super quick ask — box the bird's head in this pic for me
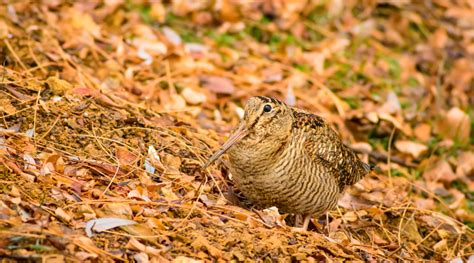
[205,96,293,167]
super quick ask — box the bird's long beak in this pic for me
[204,123,248,168]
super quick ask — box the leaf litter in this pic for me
[0,0,473,262]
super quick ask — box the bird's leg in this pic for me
[325,212,330,235]
[302,214,311,231]
[295,214,303,226]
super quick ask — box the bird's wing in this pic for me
[292,110,371,191]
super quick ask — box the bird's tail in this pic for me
[361,161,377,172]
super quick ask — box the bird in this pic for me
[205,96,372,230]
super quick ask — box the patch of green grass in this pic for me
[384,57,401,80]
[411,169,422,180]
[306,29,325,42]
[370,91,382,101]
[260,15,273,24]
[390,169,405,177]
[179,28,202,43]
[125,1,154,24]
[368,133,390,150]
[215,33,237,46]
[327,63,353,89]
[293,63,311,72]
[247,25,265,42]
[407,76,420,87]
[452,180,468,192]
[409,21,430,40]
[284,34,297,45]
[428,134,470,156]
[400,100,411,110]
[27,244,54,252]
[469,106,474,145]
[345,97,360,109]
[165,12,179,24]
[308,5,330,25]
[269,34,282,52]
[206,30,242,46]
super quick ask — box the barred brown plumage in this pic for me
[205,96,372,230]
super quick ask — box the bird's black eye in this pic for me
[263,104,272,112]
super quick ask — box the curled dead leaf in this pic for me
[126,237,162,256]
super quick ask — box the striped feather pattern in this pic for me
[225,96,370,217]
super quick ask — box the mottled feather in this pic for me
[292,109,371,191]
[208,96,372,228]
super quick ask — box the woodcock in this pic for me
[205,96,372,230]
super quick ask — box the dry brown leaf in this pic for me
[100,203,133,218]
[395,140,428,158]
[55,207,73,223]
[413,123,432,143]
[436,107,471,144]
[181,87,207,105]
[173,256,202,263]
[85,218,138,237]
[116,146,138,167]
[46,76,73,95]
[200,75,235,94]
[126,237,162,256]
[423,159,457,183]
[191,235,223,258]
[134,252,149,263]
[455,151,474,178]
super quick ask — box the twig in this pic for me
[351,147,418,168]
[3,39,30,74]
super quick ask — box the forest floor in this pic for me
[0,1,473,262]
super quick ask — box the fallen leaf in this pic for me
[55,207,73,223]
[173,256,202,263]
[437,107,471,144]
[85,217,138,237]
[46,76,73,95]
[433,239,447,252]
[200,75,235,94]
[377,91,401,114]
[395,140,428,158]
[126,237,162,256]
[116,146,138,167]
[133,252,149,263]
[191,235,223,258]
[414,123,432,143]
[162,27,182,46]
[181,87,207,105]
[455,151,474,178]
[423,159,457,183]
